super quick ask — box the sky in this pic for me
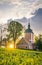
[0,0,42,35]
[0,0,42,23]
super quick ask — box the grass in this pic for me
[0,48,42,65]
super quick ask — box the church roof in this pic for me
[25,29,33,33]
[25,23,33,33]
[17,37,28,45]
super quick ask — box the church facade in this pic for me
[16,23,34,49]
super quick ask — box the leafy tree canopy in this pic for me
[35,34,42,50]
[7,21,23,48]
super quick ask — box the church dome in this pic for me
[25,29,33,33]
[25,23,33,33]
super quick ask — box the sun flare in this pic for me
[9,44,14,48]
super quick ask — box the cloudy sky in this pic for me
[0,0,42,23]
[0,0,42,35]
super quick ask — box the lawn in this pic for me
[0,48,42,65]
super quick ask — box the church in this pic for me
[16,23,34,49]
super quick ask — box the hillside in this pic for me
[0,48,42,65]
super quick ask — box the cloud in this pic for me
[0,0,42,24]
[14,8,42,34]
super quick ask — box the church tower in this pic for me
[25,23,34,43]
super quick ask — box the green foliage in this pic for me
[35,34,42,50]
[0,48,42,65]
[2,38,7,46]
[7,21,23,48]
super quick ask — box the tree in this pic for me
[7,21,23,48]
[2,38,7,47]
[35,34,42,51]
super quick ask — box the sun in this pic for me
[9,44,14,49]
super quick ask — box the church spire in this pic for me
[28,22,30,29]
